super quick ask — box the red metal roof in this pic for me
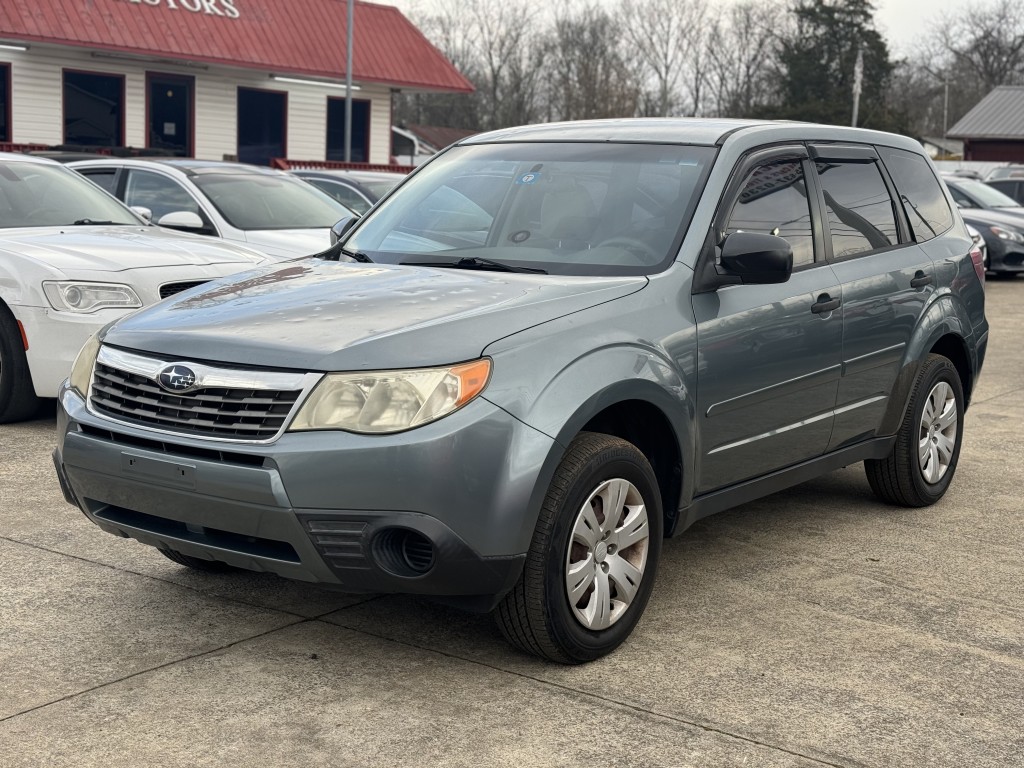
[0,0,474,93]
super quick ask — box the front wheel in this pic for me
[865,354,965,507]
[495,432,663,663]
[0,307,40,424]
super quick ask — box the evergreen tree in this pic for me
[762,0,908,132]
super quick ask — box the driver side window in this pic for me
[725,160,815,268]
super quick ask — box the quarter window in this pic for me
[816,162,898,258]
[725,160,815,267]
[79,168,118,195]
[878,147,953,242]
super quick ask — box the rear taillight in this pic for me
[970,246,986,285]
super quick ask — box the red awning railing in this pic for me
[272,158,415,174]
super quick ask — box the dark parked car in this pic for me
[943,176,1024,218]
[956,207,1024,276]
[54,119,987,663]
[292,169,405,215]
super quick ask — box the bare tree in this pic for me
[931,0,1024,92]
[394,0,546,131]
[705,0,787,117]
[545,4,641,121]
[619,0,708,116]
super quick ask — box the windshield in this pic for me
[955,179,1019,207]
[192,173,354,230]
[346,143,717,276]
[0,161,140,228]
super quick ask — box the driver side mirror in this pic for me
[158,210,206,232]
[330,215,360,245]
[720,232,793,284]
[694,232,793,294]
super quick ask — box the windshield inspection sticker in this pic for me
[516,172,541,185]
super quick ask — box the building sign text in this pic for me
[121,0,240,20]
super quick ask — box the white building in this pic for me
[0,0,472,167]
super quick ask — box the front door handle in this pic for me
[811,294,841,314]
[910,271,934,288]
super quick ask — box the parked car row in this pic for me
[0,153,410,423]
[942,176,1024,276]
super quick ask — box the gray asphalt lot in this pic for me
[2,281,1022,767]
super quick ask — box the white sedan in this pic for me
[68,158,357,259]
[0,153,270,423]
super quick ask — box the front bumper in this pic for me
[15,305,120,398]
[55,386,556,606]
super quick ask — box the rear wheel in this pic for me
[495,432,662,663]
[159,548,239,573]
[0,307,40,423]
[865,354,964,507]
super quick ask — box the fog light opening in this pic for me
[373,528,436,577]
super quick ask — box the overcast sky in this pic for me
[386,0,967,57]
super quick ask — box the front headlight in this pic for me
[289,359,491,434]
[989,226,1024,243]
[69,334,101,396]
[43,281,142,313]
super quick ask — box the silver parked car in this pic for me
[54,119,988,662]
[69,159,357,259]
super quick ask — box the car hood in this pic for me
[0,225,268,272]
[242,228,332,259]
[101,260,647,371]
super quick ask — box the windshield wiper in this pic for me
[340,246,373,263]
[401,256,547,274]
[72,219,120,226]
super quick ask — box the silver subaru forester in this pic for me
[54,119,988,662]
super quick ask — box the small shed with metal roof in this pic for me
[948,86,1024,162]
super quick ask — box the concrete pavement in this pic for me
[1,281,1022,767]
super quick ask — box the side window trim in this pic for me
[805,144,910,263]
[707,144,827,273]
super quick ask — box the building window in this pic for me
[63,70,124,147]
[327,98,370,163]
[0,64,10,142]
[237,87,286,166]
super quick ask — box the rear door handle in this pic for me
[910,271,934,288]
[811,294,841,314]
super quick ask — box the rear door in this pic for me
[692,145,843,493]
[807,144,935,449]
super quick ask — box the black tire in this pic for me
[0,305,41,424]
[495,432,663,664]
[159,548,239,573]
[865,354,965,507]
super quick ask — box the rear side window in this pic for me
[725,160,815,267]
[877,147,953,242]
[816,161,898,258]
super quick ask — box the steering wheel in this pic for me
[595,237,658,264]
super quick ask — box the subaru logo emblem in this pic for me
[157,364,197,393]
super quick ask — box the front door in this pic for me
[147,73,193,157]
[237,87,286,166]
[693,147,843,494]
